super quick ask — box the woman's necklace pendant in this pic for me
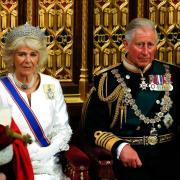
[13,73,35,90]
[21,84,28,90]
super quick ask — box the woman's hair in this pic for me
[2,24,48,73]
[124,18,159,44]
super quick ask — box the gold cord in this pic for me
[98,72,125,128]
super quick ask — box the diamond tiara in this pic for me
[5,23,45,44]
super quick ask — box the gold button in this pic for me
[147,136,158,145]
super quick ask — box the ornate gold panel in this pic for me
[93,0,180,73]
[0,0,18,75]
[93,0,129,74]
[0,0,179,103]
[149,0,180,65]
[35,0,74,82]
[0,0,74,81]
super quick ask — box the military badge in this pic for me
[43,84,55,99]
[163,113,173,129]
[140,77,148,90]
[150,126,158,135]
[149,75,173,91]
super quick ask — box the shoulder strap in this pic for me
[0,77,50,147]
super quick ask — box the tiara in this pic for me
[5,23,45,44]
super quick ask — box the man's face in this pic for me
[124,28,157,68]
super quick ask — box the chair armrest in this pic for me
[82,144,115,179]
[93,147,115,178]
[64,145,90,180]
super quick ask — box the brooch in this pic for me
[43,84,55,99]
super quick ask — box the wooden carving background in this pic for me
[0,0,179,126]
[92,0,180,75]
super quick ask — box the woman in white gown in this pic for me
[0,24,72,180]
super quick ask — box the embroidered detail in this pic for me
[94,131,122,151]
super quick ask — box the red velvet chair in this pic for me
[75,88,116,180]
[64,88,115,179]
[64,145,90,180]
[64,142,115,180]
[65,98,116,179]
[80,143,115,180]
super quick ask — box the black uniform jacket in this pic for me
[82,60,180,157]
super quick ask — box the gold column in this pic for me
[137,0,144,17]
[27,0,33,23]
[79,0,89,101]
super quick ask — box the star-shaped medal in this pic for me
[140,78,148,90]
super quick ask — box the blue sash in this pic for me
[1,77,50,147]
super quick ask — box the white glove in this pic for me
[30,142,59,161]
[32,157,58,175]
[0,145,13,165]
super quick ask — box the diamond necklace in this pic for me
[13,73,35,90]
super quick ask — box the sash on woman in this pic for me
[0,77,50,147]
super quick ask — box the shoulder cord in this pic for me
[97,72,125,128]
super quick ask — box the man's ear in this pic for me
[123,40,128,52]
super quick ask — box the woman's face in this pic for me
[13,46,39,77]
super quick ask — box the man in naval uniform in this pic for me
[82,18,180,180]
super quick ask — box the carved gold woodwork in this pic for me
[93,0,180,70]
[37,0,74,81]
[0,0,18,75]
[93,0,128,74]
[137,0,144,18]
[0,0,179,103]
[149,0,180,65]
[79,0,89,100]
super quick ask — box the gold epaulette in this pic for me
[94,131,122,152]
[154,59,180,68]
[94,63,121,76]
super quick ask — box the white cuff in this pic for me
[116,142,129,159]
[0,144,13,165]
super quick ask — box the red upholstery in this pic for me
[0,125,13,150]
[64,145,90,180]
[80,143,115,179]
[90,147,115,179]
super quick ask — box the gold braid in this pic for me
[98,72,125,128]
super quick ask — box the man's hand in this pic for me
[119,144,142,168]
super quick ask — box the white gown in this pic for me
[0,73,72,180]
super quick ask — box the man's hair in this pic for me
[124,18,159,44]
